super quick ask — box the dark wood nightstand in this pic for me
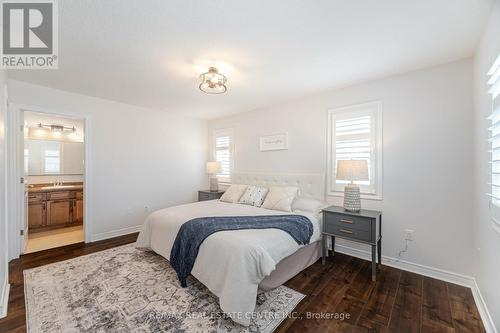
[322,206,382,281]
[198,190,225,201]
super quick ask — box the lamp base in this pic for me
[343,184,361,212]
[209,177,219,192]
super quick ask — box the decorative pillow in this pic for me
[261,186,299,212]
[238,185,269,207]
[219,184,248,203]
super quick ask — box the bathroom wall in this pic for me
[24,112,85,185]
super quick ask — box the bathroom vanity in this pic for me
[27,183,84,232]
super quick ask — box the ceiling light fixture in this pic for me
[199,67,227,94]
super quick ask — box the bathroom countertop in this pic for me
[27,183,83,193]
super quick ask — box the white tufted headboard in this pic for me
[231,173,325,202]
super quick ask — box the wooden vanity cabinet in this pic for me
[47,199,73,226]
[28,202,46,228]
[27,188,83,232]
[73,191,84,224]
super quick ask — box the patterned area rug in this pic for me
[24,244,304,333]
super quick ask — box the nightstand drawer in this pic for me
[324,224,372,242]
[198,192,211,201]
[198,190,224,201]
[324,212,372,232]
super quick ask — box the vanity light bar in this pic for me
[37,122,76,133]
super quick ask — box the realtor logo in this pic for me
[1,0,58,69]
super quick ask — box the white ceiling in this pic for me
[9,0,494,119]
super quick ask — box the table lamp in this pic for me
[336,160,369,212]
[206,161,222,192]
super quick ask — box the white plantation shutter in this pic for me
[213,129,233,182]
[335,115,372,187]
[328,102,382,198]
[487,53,500,233]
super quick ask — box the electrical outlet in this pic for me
[405,229,414,241]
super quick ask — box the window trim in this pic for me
[327,101,383,200]
[212,128,234,184]
[487,53,500,234]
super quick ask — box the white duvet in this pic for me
[135,199,320,326]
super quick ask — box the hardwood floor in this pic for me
[0,233,485,333]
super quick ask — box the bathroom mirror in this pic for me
[25,140,84,175]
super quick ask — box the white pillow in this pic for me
[292,197,326,214]
[238,185,269,207]
[261,186,299,212]
[219,184,248,203]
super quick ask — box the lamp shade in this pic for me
[206,161,222,174]
[336,160,369,181]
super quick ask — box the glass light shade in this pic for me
[31,126,49,137]
[199,67,227,94]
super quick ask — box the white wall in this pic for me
[0,70,9,318]
[209,59,475,277]
[8,80,208,245]
[473,0,500,329]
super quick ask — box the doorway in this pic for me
[22,111,85,253]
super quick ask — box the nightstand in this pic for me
[198,190,225,201]
[322,206,382,281]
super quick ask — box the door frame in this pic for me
[7,102,91,259]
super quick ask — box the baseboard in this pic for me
[334,244,497,333]
[334,244,475,287]
[470,279,498,333]
[0,278,10,319]
[90,225,142,242]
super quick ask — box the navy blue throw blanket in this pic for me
[170,215,313,287]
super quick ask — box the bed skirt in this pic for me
[258,240,321,291]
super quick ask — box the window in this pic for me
[44,149,61,174]
[487,53,500,233]
[327,101,382,199]
[213,128,234,183]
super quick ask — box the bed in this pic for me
[135,173,325,326]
